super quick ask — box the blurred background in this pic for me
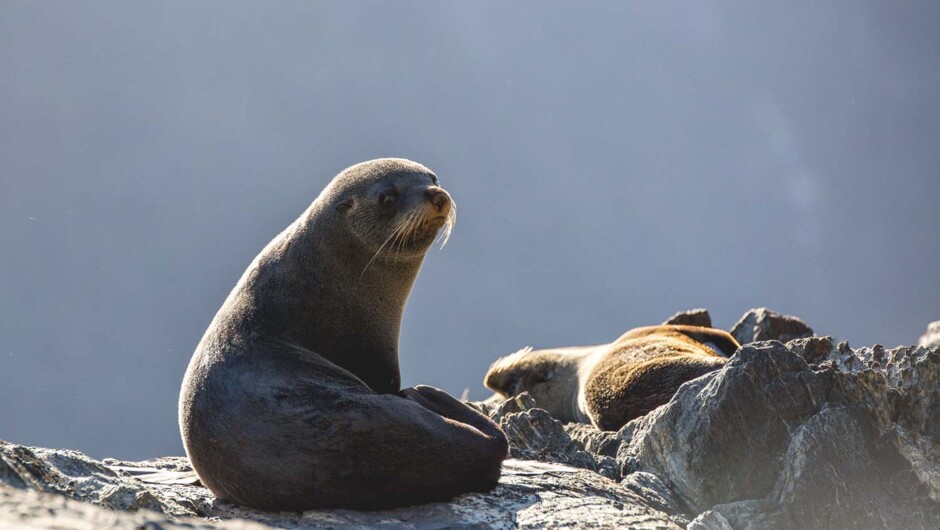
[2,2,938,460]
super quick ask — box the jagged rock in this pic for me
[3,338,938,529]
[563,424,621,458]
[618,342,831,513]
[693,406,940,529]
[488,392,538,423]
[663,308,713,328]
[730,307,814,344]
[785,336,866,371]
[466,393,506,417]
[621,471,686,516]
[0,485,268,530]
[688,500,790,530]
[772,405,937,527]
[499,409,619,479]
[618,338,939,528]
[0,442,679,530]
[919,321,940,348]
[830,344,940,502]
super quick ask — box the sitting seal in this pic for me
[484,325,740,430]
[179,158,507,511]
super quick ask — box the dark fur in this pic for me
[179,159,507,511]
[485,325,740,431]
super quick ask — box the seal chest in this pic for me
[179,158,507,511]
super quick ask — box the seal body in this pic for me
[179,159,507,511]
[484,325,740,430]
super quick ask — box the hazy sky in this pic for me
[2,2,939,460]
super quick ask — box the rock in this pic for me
[466,392,506,417]
[3,338,938,529]
[663,308,713,328]
[689,500,791,530]
[618,337,939,528]
[499,409,619,479]
[771,405,938,528]
[920,321,940,348]
[730,307,814,344]
[830,344,940,502]
[621,471,686,516]
[488,392,538,423]
[687,509,736,530]
[785,336,866,371]
[618,341,831,513]
[563,424,621,458]
[0,442,679,530]
[694,406,940,529]
[0,485,268,530]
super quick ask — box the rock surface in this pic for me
[730,307,814,344]
[3,335,939,529]
[1,442,681,529]
[663,308,713,328]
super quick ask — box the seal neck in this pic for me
[272,215,424,393]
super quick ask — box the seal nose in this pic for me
[426,187,449,210]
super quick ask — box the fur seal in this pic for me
[179,158,508,511]
[484,325,740,430]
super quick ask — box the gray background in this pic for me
[2,2,938,460]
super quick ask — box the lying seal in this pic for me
[179,158,507,511]
[484,325,740,430]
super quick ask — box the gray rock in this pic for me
[691,500,793,530]
[785,336,866,371]
[499,408,619,479]
[663,308,713,328]
[488,392,538,423]
[467,393,506,417]
[621,471,686,516]
[771,405,938,528]
[730,307,814,344]
[618,341,830,513]
[693,405,940,529]
[3,338,938,529]
[919,321,940,348]
[0,441,680,529]
[563,423,621,458]
[619,338,939,528]
[687,509,735,530]
[829,344,940,502]
[0,484,268,530]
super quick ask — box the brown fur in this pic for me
[485,325,740,431]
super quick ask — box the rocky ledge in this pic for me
[2,313,939,529]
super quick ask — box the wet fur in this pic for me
[179,159,506,511]
[485,325,740,431]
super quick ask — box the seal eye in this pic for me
[379,191,398,206]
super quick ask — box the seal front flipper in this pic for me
[399,385,508,442]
